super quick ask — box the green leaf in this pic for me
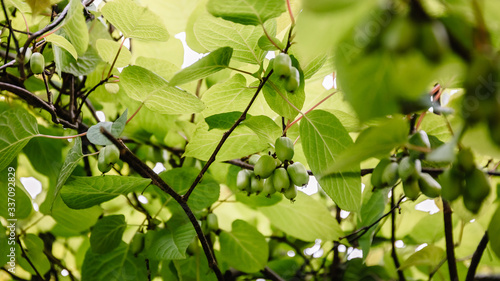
[61,0,89,56]
[184,120,267,161]
[96,39,132,68]
[207,0,286,25]
[263,57,305,120]
[399,245,445,270]
[488,204,500,259]
[25,0,51,17]
[61,176,151,209]
[135,56,179,80]
[259,192,343,241]
[159,167,219,211]
[90,215,127,254]
[201,74,254,117]
[45,196,102,235]
[82,242,148,281]
[23,127,63,179]
[121,65,205,114]
[57,46,103,77]
[193,13,272,64]
[46,34,78,59]
[241,115,282,145]
[0,108,39,171]
[219,220,268,273]
[325,118,409,174]
[101,0,169,41]
[17,234,50,275]
[169,47,233,86]
[52,137,84,208]
[300,110,361,211]
[86,109,128,146]
[146,219,196,260]
[205,112,242,130]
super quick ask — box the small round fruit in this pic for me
[418,173,441,198]
[19,47,32,64]
[262,177,277,197]
[463,195,482,214]
[206,213,219,231]
[439,167,464,201]
[275,136,294,162]
[284,67,300,93]
[104,145,120,164]
[464,168,491,201]
[381,162,399,187]
[273,53,292,78]
[403,179,420,200]
[250,176,264,194]
[398,156,421,182]
[273,167,290,192]
[456,148,475,174]
[105,83,120,94]
[284,185,297,201]
[287,162,309,186]
[248,154,261,165]
[371,158,391,189]
[236,169,252,191]
[97,150,112,173]
[254,155,276,179]
[130,232,145,255]
[30,52,45,74]
[408,130,431,159]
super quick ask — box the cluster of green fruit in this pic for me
[19,48,45,74]
[273,53,300,93]
[97,145,120,173]
[439,148,491,213]
[236,136,309,201]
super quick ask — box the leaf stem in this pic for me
[261,25,283,52]
[226,66,255,76]
[106,37,126,79]
[126,102,144,124]
[38,132,87,139]
[286,0,295,25]
[284,91,337,134]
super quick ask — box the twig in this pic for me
[262,266,287,281]
[391,191,406,281]
[443,200,459,281]
[465,231,489,281]
[286,0,295,25]
[17,237,46,281]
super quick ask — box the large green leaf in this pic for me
[46,196,102,235]
[399,245,445,270]
[86,109,128,146]
[325,118,409,174]
[96,39,132,68]
[488,204,500,259]
[193,12,271,64]
[300,110,361,211]
[101,0,169,41]
[121,65,205,114]
[53,137,84,204]
[207,0,285,25]
[259,192,343,241]
[159,167,219,210]
[46,34,78,59]
[58,46,103,76]
[169,47,233,86]
[82,242,148,281]
[146,218,196,260]
[17,234,50,275]
[184,120,267,161]
[61,0,89,56]
[90,215,127,254]
[61,176,151,209]
[242,115,282,145]
[0,108,39,171]
[219,220,268,273]
[201,74,255,117]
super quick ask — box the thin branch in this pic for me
[443,200,459,281]
[286,0,295,25]
[262,266,287,281]
[183,70,274,201]
[99,128,224,281]
[17,237,46,281]
[76,78,109,117]
[391,191,406,281]
[106,38,126,78]
[465,231,489,281]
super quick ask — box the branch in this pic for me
[443,200,459,281]
[465,231,489,281]
[99,128,225,281]
[17,237,46,281]
[391,192,406,281]
[262,266,287,281]
[183,71,274,201]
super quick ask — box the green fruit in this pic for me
[381,162,399,187]
[456,148,475,174]
[262,176,277,197]
[254,155,276,179]
[403,179,421,200]
[284,67,300,93]
[236,169,252,191]
[464,168,491,201]
[287,162,309,186]
[206,213,218,231]
[408,130,431,159]
[273,53,292,78]
[275,136,294,162]
[248,154,261,165]
[250,176,264,194]
[418,21,448,61]
[105,83,120,94]
[130,232,145,255]
[418,173,441,198]
[371,158,392,189]
[382,17,417,53]
[463,195,482,214]
[30,52,45,74]
[398,157,421,182]
[439,167,464,201]
[104,145,120,164]
[273,167,291,192]
[284,185,297,201]
[19,47,32,64]
[98,148,112,173]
